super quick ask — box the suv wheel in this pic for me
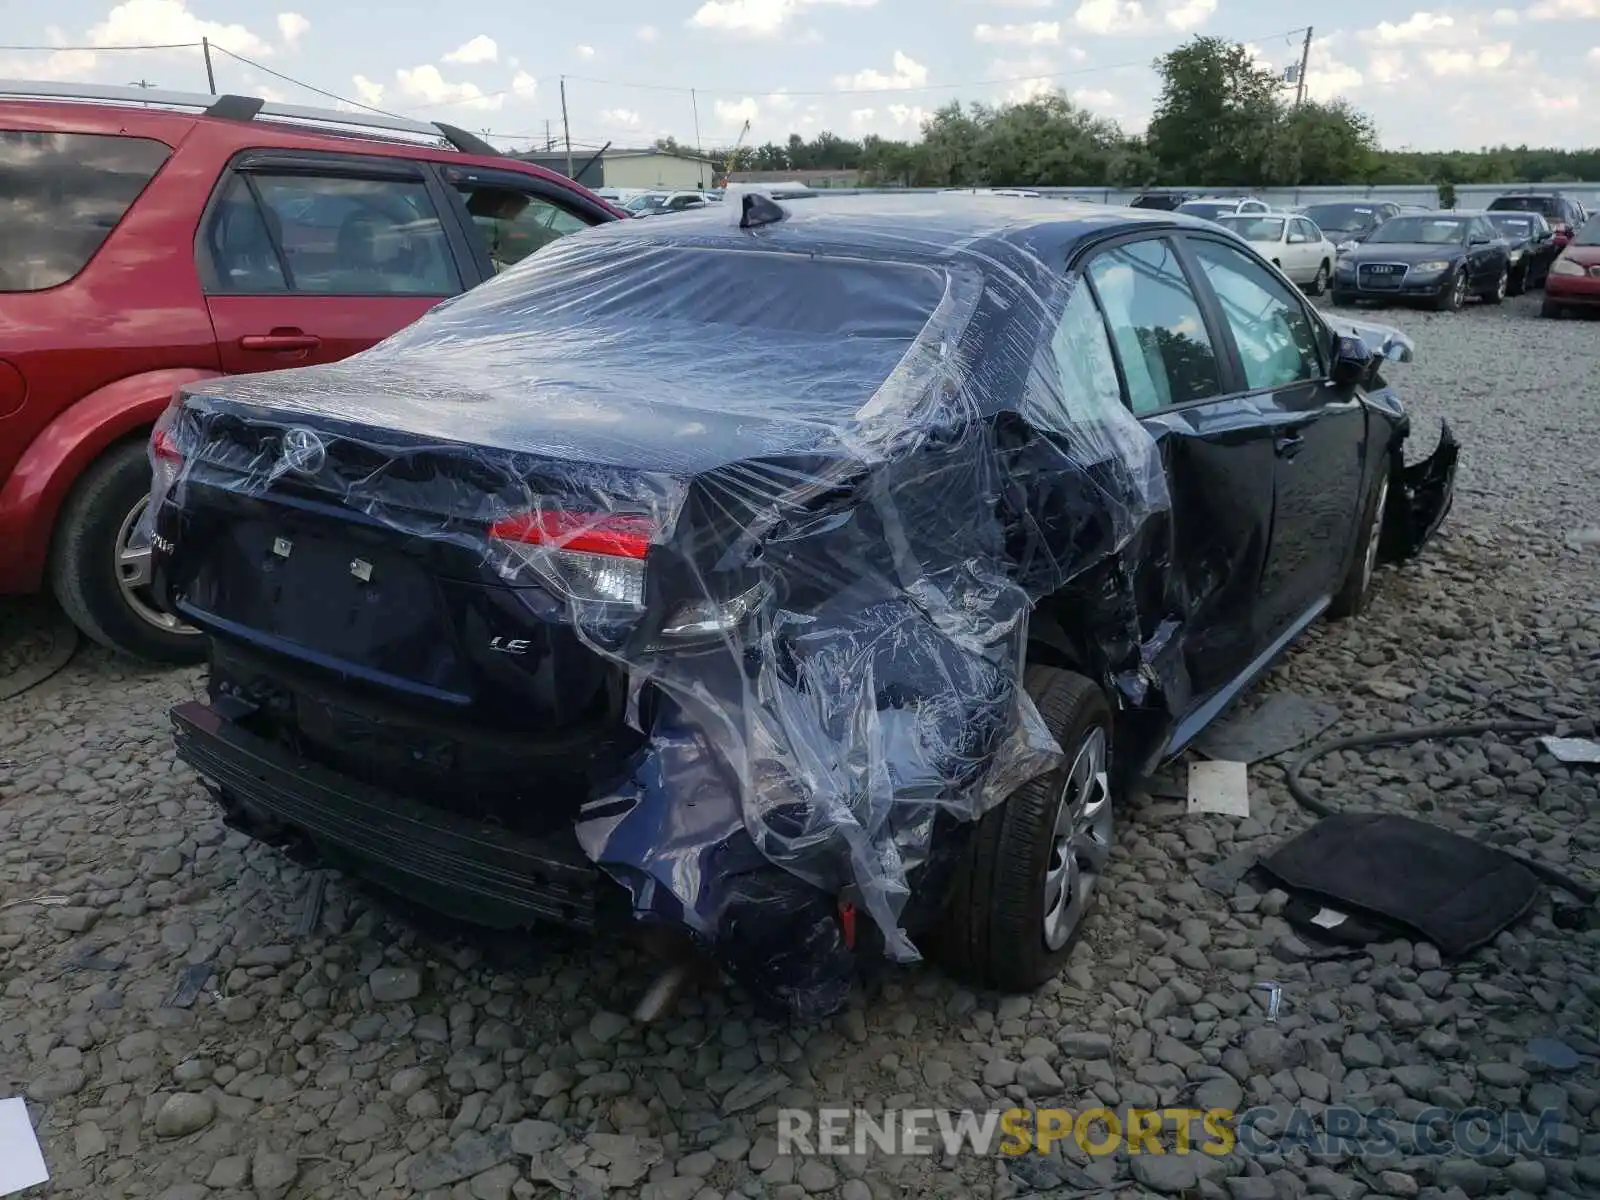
[932,666,1114,992]
[1328,459,1390,619]
[1483,267,1509,305]
[50,440,205,664]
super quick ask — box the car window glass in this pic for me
[1085,238,1222,415]
[1191,239,1323,392]
[246,173,459,295]
[452,182,591,273]
[207,176,288,292]
[1039,278,1127,426]
[0,129,170,292]
[1295,219,1319,241]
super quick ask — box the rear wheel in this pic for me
[1508,262,1527,297]
[49,440,204,664]
[932,666,1114,992]
[1308,260,1329,296]
[1328,458,1390,620]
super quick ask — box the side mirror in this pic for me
[1470,234,1491,245]
[1331,335,1376,389]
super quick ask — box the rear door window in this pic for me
[1083,237,1223,415]
[450,180,593,273]
[217,173,460,295]
[0,130,170,291]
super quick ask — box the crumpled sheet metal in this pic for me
[1325,316,1415,363]
[147,201,1172,983]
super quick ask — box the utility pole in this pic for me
[545,119,552,151]
[1293,26,1313,108]
[560,77,574,179]
[202,36,216,94]
[690,88,704,188]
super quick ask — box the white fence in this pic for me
[791,181,1600,210]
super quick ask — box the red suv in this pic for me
[0,82,623,662]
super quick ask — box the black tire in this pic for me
[1331,291,1355,308]
[1482,267,1508,305]
[48,439,205,664]
[1434,269,1467,312]
[1308,260,1329,296]
[1541,296,1564,319]
[931,666,1114,992]
[1327,457,1390,620]
[1508,263,1527,297]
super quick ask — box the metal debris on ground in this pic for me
[64,943,125,972]
[295,871,327,937]
[1193,691,1343,764]
[1187,759,1251,816]
[1253,980,1283,1022]
[1539,735,1600,765]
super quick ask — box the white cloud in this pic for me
[395,65,502,110]
[987,0,1057,6]
[714,95,760,124]
[512,71,537,97]
[886,102,926,127]
[1304,47,1364,100]
[0,42,96,82]
[1072,0,1214,34]
[1366,50,1408,84]
[1071,87,1117,109]
[991,54,1056,102]
[575,44,596,58]
[1529,0,1600,16]
[601,107,641,126]
[1489,7,1521,22]
[637,25,659,40]
[443,35,497,65]
[1590,46,1600,62]
[1364,12,1455,43]
[1423,42,1513,75]
[351,74,385,106]
[276,12,309,47]
[850,107,877,128]
[765,89,796,109]
[1528,88,1581,111]
[837,50,929,90]
[90,0,273,56]
[974,21,1061,43]
[689,0,877,37]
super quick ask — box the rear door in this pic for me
[199,151,474,374]
[1182,233,1365,647]
[1075,233,1279,708]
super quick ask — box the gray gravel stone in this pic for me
[153,1092,215,1138]
[368,966,421,1002]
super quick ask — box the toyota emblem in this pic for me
[280,427,326,475]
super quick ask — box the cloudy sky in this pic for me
[4,0,1598,154]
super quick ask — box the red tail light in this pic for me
[152,427,183,462]
[488,510,655,559]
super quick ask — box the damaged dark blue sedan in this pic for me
[147,193,1457,1021]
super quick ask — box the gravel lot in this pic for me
[3,289,1600,1200]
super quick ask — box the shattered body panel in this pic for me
[147,197,1456,1018]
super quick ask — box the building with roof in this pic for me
[513,147,716,191]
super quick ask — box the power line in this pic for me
[0,41,200,51]
[208,45,406,119]
[400,24,1314,113]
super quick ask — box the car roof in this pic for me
[578,192,1205,267]
[0,93,613,206]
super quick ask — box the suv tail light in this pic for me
[488,510,654,607]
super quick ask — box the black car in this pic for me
[1487,192,1589,248]
[147,195,1457,1020]
[1300,201,1401,252]
[1129,190,1194,211]
[1332,212,1513,310]
[1480,210,1560,292]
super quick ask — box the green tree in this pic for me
[1278,100,1380,185]
[1147,36,1287,185]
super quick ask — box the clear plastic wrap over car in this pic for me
[145,198,1172,1011]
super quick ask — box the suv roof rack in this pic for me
[0,79,499,157]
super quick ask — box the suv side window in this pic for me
[213,173,459,295]
[1084,237,1223,415]
[1190,238,1323,391]
[0,130,170,292]
[451,180,593,273]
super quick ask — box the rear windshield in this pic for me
[1488,213,1540,237]
[382,240,957,413]
[0,130,171,291]
[1367,216,1467,245]
[1301,203,1379,234]
[1489,196,1558,217]
[1217,216,1284,241]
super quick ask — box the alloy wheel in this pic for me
[1452,272,1467,309]
[1361,475,1390,597]
[115,496,199,636]
[1042,725,1113,951]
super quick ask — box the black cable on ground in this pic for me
[1284,717,1600,905]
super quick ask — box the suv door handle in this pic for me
[1275,433,1305,457]
[239,331,321,352]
